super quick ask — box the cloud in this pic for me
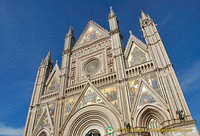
[0,123,24,136]
[178,60,200,92]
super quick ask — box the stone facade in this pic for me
[24,7,199,136]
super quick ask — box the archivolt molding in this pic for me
[36,128,51,136]
[133,104,170,128]
[62,105,122,136]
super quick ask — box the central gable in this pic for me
[73,20,109,50]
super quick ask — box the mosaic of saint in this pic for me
[48,103,55,124]
[46,73,60,94]
[100,86,119,109]
[41,113,51,129]
[128,44,147,66]
[64,95,79,119]
[77,26,104,47]
[129,79,140,105]
[144,73,163,97]
[139,85,156,107]
[77,87,103,110]
[36,105,46,125]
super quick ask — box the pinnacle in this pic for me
[109,6,116,18]
[67,26,73,36]
[141,9,147,19]
[44,49,51,62]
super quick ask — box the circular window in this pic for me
[84,59,100,75]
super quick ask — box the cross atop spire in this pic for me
[109,6,116,18]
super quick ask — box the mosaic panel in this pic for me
[100,86,119,110]
[41,113,51,129]
[64,95,79,119]
[139,85,156,107]
[128,79,140,105]
[46,73,60,94]
[48,103,55,124]
[128,45,147,67]
[78,26,104,47]
[36,105,46,125]
[77,87,103,110]
[143,73,163,97]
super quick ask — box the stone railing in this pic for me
[40,91,58,102]
[125,61,154,78]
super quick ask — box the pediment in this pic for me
[73,20,109,50]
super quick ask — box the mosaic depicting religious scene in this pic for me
[77,87,103,110]
[64,95,79,119]
[46,73,60,94]
[139,85,156,107]
[100,86,119,110]
[77,26,104,48]
[48,103,55,124]
[41,113,51,129]
[36,105,46,125]
[128,44,147,67]
[143,73,163,98]
[128,79,140,105]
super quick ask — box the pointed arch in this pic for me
[60,80,121,133]
[134,104,170,127]
[36,128,50,136]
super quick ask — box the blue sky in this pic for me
[0,0,200,135]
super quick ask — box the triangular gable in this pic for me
[60,80,120,129]
[76,86,104,110]
[33,104,54,134]
[45,63,61,94]
[131,78,167,117]
[73,20,109,50]
[124,32,147,59]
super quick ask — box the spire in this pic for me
[67,26,73,37]
[109,6,116,18]
[44,50,51,63]
[141,10,147,20]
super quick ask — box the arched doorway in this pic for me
[85,129,101,136]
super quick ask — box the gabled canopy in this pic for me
[73,20,109,50]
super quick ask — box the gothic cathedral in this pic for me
[24,7,199,136]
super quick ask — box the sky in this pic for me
[0,0,200,135]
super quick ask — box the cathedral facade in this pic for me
[24,7,199,136]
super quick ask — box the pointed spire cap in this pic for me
[44,49,51,62]
[141,10,147,20]
[67,26,73,36]
[109,6,116,18]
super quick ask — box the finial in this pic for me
[129,30,132,35]
[44,49,51,62]
[141,9,147,19]
[56,60,58,64]
[109,6,115,18]
[67,26,73,36]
